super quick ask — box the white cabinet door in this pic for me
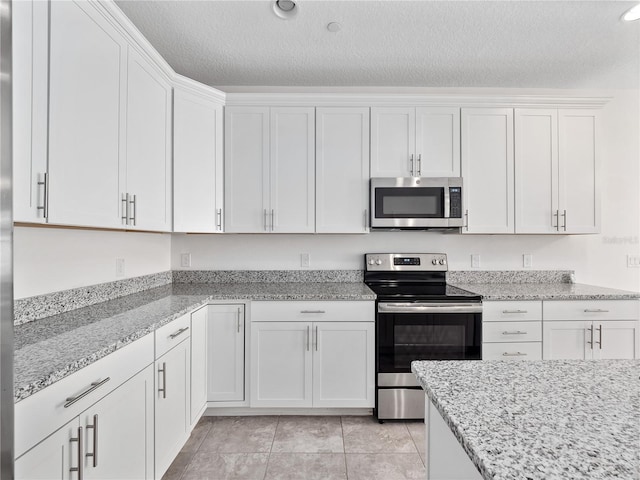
[124,48,172,231]
[312,322,374,408]
[225,107,270,232]
[155,340,190,480]
[558,109,600,234]
[461,108,514,234]
[250,322,312,408]
[370,107,415,177]
[82,365,154,480]
[15,418,79,480]
[542,321,592,360]
[270,107,315,233]
[415,107,460,177]
[47,0,126,228]
[515,109,559,234]
[190,306,208,425]
[208,305,245,402]
[173,88,223,233]
[593,321,638,360]
[13,0,49,223]
[316,107,370,233]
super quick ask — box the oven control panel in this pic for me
[365,253,448,271]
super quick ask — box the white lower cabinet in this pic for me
[190,306,208,426]
[208,304,246,402]
[250,301,375,408]
[482,301,542,361]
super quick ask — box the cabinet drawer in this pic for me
[543,300,639,321]
[482,342,542,361]
[15,333,154,458]
[251,301,374,323]
[482,301,542,321]
[155,312,192,358]
[483,321,542,343]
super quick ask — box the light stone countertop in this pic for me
[14,282,375,402]
[453,282,640,301]
[412,359,640,480]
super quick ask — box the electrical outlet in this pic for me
[115,258,125,277]
[627,254,640,268]
[301,253,311,268]
[523,254,533,269]
[471,254,480,269]
[180,253,191,268]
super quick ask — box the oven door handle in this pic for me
[378,303,483,313]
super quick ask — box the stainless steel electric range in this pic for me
[364,253,483,421]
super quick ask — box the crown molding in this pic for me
[172,74,226,103]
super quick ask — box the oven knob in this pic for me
[439,259,446,265]
[368,259,375,265]
[375,259,383,265]
[431,259,438,265]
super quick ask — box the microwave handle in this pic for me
[444,187,451,219]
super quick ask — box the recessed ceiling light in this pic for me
[273,0,298,20]
[327,22,342,33]
[622,3,640,21]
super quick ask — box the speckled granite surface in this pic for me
[412,360,640,480]
[14,282,375,402]
[453,282,640,300]
[14,271,173,325]
[173,269,364,283]
[447,270,573,284]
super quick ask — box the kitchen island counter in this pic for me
[411,359,640,480]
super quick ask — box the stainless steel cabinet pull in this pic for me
[587,325,594,348]
[264,209,268,232]
[86,414,98,467]
[271,209,275,232]
[315,325,319,351]
[237,308,242,333]
[129,194,137,226]
[595,325,602,349]
[417,154,422,176]
[502,331,528,335]
[502,352,527,357]
[216,208,222,231]
[169,327,189,339]
[121,193,129,225]
[64,378,111,408]
[584,309,609,313]
[464,210,469,231]
[158,362,167,398]
[306,326,310,351]
[502,310,528,314]
[561,209,567,231]
[553,210,559,230]
[37,172,49,218]
[409,154,415,176]
[300,310,326,314]
[70,426,83,479]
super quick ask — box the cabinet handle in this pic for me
[417,154,422,176]
[306,326,310,351]
[237,307,242,333]
[64,378,111,408]
[300,310,325,314]
[129,194,137,226]
[409,154,415,176]
[169,326,189,339]
[502,331,528,335]
[464,210,469,231]
[70,426,83,479]
[595,325,602,349]
[315,325,319,351]
[502,310,528,314]
[561,209,567,231]
[502,352,527,357]
[37,172,49,219]
[264,209,268,232]
[271,209,275,232]
[121,193,129,225]
[584,309,609,313]
[587,325,594,349]
[86,414,98,467]
[158,362,167,398]
[553,210,559,230]
[216,208,222,231]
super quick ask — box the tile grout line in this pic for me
[341,416,349,480]
[262,415,279,480]
[406,422,426,468]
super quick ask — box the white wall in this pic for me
[172,89,640,292]
[14,226,171,298]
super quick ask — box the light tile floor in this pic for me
[163,416,426,480]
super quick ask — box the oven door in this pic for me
[376,302,482,374]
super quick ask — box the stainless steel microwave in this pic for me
[370,177,464,229]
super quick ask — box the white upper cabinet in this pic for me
[461,108,514,234]
[47,0,127,229]
[371,107,460,177]
[123,48,172,231]
[225,106,315,233]
[316,107,370,233]
[558,109,600,234]
[173,88,224,233]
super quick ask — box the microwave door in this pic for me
[372,186,450,228]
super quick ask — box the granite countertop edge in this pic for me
[452,282,640,301]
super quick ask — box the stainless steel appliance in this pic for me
[370,177,463,229]
[364,253,482,421]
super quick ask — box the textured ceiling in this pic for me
[115,1,640,89]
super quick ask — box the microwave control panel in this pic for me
[449,187,462,218]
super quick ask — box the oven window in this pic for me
[375,188,444,218]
